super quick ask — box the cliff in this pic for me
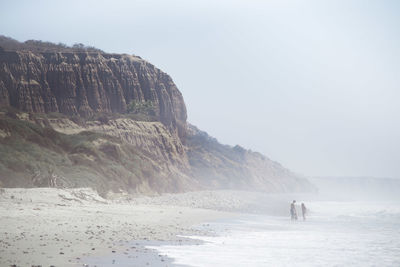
[0,113,198,195]
[0,37,314,195]
[0,49,187,139]
[186,125,314,192]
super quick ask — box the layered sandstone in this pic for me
[0,50,186,139]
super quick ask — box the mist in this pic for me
[308,176,400,201]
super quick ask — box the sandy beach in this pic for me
[0,188,238,267]
[1,187,397,267]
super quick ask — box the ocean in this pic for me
[148,201,400,266]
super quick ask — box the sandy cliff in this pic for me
[186,124,313,192]
[0,50,186,139]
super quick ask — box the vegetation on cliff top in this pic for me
[0,35,102,53]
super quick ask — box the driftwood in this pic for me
[57,194,83,203]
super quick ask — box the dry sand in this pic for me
[0,188,303,266]
[0,188,235,267]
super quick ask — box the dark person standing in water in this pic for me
[290,200,297,220]
[301,203,307,221]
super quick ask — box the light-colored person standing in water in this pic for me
[290,200,298,220]
[301,203,307,221]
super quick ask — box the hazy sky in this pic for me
[1,0,400,178]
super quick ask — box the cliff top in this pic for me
[0,35,103,53]
[0,35,146,63]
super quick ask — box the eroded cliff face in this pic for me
[0,113,198,194]
[0,50,187,139]
[47,117,193,184]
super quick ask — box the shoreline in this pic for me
[0,188,237,267]
[81,238,205,267]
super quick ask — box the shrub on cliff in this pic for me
[127,100,155,115]
[126,100,157,121]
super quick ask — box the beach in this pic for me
[1,188,400,266]
[0,188,239,267]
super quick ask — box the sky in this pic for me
[1,0,400,178]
